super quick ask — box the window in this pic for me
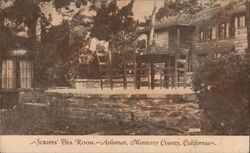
[20,60,33,89]
[200,27,217,41]
[200,31,204,41]
[238,15,246,28]
[198,54,207,65]
[219,24,226,39]
[205,28,212,41]
[226,23,230,38]
[200,23,232,41]
[1,59,33,90]
[213,53,222,58]
[230,21,235,38]
[1,60,17,89]
[212,27,217,40]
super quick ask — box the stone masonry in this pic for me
[18,90,209,134]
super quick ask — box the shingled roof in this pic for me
[137,1,246,34]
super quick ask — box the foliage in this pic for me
[1,0,41,36]
[91,0,141,68]
[203,0,221,9]
[1,0,141,84]
[192,52,250,134]
[91,0,137,41]
[39,0,140,82]
[156,0,204,21]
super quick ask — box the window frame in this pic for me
[219,23,226,40]
[1,57,34,91]
[211,26,218,40]
[1,58,17,90]
[238,15,246,28]
[200,29,205,41]
[20,60,34,89]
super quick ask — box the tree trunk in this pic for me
[246,1,250,52]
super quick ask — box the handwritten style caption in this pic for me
[30,138,216,147]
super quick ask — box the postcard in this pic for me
[0,0,249,152]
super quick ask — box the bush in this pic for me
[192,52,250,135]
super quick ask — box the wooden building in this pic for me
[138,1,249,86]
[0,16,41,108]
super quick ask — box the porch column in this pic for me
[175,27,180,88]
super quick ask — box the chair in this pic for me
[96,52,113,89]
[123,53,150,89]
[160,57,176,89]
[123,54,137,89]
[176,48,189,88]
[111,54,126,89]
[151,63,174,89]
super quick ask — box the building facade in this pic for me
[0,15,41,108]
[138,1,249,80]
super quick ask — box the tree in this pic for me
[156,0,204,21]
[36,0,140,82]
[91,0,137,41]
[246,0,250,52]
[203,0,221,9]
[0,0,109,86]
[1,0,141,84]
[91,0,139,57]
[192,53,250,134]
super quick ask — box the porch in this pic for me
[94,53,192,90]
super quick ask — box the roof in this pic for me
[138,1,247,34]
[190,6,223,27]
[137,14,193,33]
[155,13,193,29]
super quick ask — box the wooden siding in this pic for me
[151,30,169,54]
[193,39,235,54]
[151,27,193,54]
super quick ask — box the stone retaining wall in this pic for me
[40,91,203,134]
[15,90,209,134]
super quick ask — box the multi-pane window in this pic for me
[1,60,17,89]
[1,59,33,90]
[205,28,212,41]
[219,24,226,39]
[238,15,246,28]
[20,60,33,89]
[200,22,234,41]
[212,27,217,40]
[200,27,218,41]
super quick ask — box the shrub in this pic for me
[192,52,250,134]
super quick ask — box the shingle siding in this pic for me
[146,1,249,72]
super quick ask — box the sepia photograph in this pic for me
[0,0,249,137]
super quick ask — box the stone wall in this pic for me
[18,90,208,134]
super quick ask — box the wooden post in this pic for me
[167,58,171,88]
[108,48,113,90]
[175,27,180,88]
[151,63,154,89]
[147,0,157,54]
